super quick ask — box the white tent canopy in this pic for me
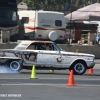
[64,3,100,21]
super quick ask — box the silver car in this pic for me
[0,40,95,75]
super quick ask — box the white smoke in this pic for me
[0,65,20,73]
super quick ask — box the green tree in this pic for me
[18,0,70,12]
[17,0,100,13]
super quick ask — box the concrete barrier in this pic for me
[58,44,100,59]
[0,43,99,59]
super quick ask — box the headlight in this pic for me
[90,57,94,61]
[87,57,94,61]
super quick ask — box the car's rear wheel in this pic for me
[70,61,86,75]
[7,60,22,71]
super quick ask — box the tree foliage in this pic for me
[17,0,100,14]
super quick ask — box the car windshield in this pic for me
[53,43,63,51]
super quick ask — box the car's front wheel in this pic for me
[70,61,86,75]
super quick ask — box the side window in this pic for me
[36,43,45,50]
[27,43,35,50]
[12,11,17,21]
[27,43,46,50]
[27,43,58,51]
[46,44,57,51]
[21,17,29,24]
[55,20,62,26]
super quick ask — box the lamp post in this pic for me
[69,0,72,45]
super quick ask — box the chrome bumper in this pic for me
[88,62,95,68]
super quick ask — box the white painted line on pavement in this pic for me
[0,78,100,80]
[1,83,61,86]
[1,83,100,87]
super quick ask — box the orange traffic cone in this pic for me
[88,68,94,74]
[66,70,77,86]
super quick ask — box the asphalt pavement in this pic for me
[0,59,100,100]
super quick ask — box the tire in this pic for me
[70,61,86,75]
[7,60,22,71]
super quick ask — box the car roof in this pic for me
[14,40,54,50]
[18,40,54,43]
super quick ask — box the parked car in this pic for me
[0,40,95,75]
[96,34,100,45]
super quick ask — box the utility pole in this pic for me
[69,0,72,45]
[84,0,86,6]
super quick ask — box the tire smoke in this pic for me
[0,65,20,73]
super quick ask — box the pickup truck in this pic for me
[0,40,95,75]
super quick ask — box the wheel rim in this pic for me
[74,63,85,74]
[10,61,20,71]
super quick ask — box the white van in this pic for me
[18,10,66,43]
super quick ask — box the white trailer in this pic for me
[18,10,66,43]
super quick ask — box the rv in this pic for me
[0,0,18,43]
[18,10,66,43]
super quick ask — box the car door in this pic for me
[34,42,46,66]
[21,51,39,65]
[23,42,43,66]
[29,42,57,67]
[42,43,62,68]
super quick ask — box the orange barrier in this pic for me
[88,68,94,74]
[66,70,77,86]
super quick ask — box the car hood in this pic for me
[0,49,95,57]
[61,51,95,57]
